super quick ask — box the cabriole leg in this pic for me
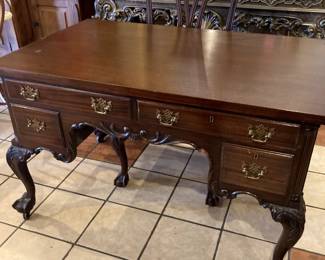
[6,145,35,220]
[265,197,306,260]
[111,135,129,187]
[205,148,220,207]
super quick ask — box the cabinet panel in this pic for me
[28,0,80,39]
[38,6,69,37]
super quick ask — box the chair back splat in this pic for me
[145,0,239,30]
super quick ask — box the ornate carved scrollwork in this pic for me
[94,0,325,38]
[239,0,324,8]
[263,197,306,259]
[234,13,325,38]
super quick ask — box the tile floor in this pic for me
[0,107,325,260]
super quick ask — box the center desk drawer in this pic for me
[5,80,131,118]
[138,101,301,149]
[220,143,294,196]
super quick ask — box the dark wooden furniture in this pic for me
[94,0,325,38]
[142,0,239,30]
[0,20,324,259]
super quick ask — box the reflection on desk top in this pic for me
[0,19,325,124]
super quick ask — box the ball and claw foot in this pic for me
[12,192,35,220]
[206,191,220,207]
[114,174,129,187]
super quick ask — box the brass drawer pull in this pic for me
[242,161,267,180]
[156,109,179,127]
[27,118,46,133]
[91,97,112,115]
[248,124,275,143]
[19,85,39,101]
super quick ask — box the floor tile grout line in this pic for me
[222,229,277,245]
[0,141,97,248]
[61,188,116,260]
[3,222,129,260]
[132,165,209,185]
[308,170,325,175]
[0,175,10,186]
[62,138,149,260]
[0,220,20,229]
[137,149,194,259]
[107,200,161,216]
[72,244,128,260]
[212,199,232,260]
[162,214,222,231]
[18,227,75,245]
[305,204,325,211]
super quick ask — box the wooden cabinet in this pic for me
[28,0,80,39]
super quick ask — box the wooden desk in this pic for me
[0,20,325,260]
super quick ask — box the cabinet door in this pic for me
[29,0,80,39]
[38,6,69,37]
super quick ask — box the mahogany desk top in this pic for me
[0,19,325,124]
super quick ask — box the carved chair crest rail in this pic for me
[93,0,325,38]
[0,20,325,260]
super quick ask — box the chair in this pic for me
[145,0,239,30]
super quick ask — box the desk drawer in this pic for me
[5,80,131,119]
[10,104,65,149]
[220,143,294,196]
[137,101,301,149]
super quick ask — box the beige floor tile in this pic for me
[66,246,119,260]
[182,150,209,183]
[110,168,178,213]
[0,141,13,176]
[142,216,219,260]
[0,174,8,184]
[59,159,118,199]
[0,223,15,244]
[172,143,195,149]
[78,202,158,259]
[216,231,276,260]
[0,113,13,140]
[27,150,83,187]
[0,178,53,226]
[0,229,71,260]
[309,145,325,174]
[295,206,325,255]
[224,195,282,242]
[0,106,8,113]
[304,172,325,209]
[22,189,102,242]
[134,144,192,176]
[165,179,228,228]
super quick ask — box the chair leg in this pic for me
[225,0,239,31]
